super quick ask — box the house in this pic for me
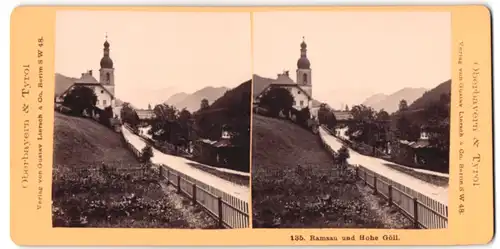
[394,124,448,172]
[192,125,241,167]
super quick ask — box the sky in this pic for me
[253,11,451,109]
[56,11,252,108]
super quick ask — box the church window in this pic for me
[303,74,308,84]
[106,72,110,82]
[293,100,296,106]
[96,100,99,105]
[103,100,107,106]
[298,90,301,94]
[300,100,304,107]
[101,90,104,94]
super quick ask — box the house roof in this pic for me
[332,111,353,121]
[75,73,99,84]
[399,139,431,149]
[136,109,156,120]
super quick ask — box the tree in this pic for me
[296,107,311,127]
[200,99,210,111]
[99,106,114,127]
[153,104,177,122]
[259,87,294,117]
[399,99,408,112]
[63,86,97,116]
[376,109,390,121]
[347,104,377,144]
[317,103,329,125]
[326,111,337,129]
[337,146,350,172]
[120,102,140,128]
[177,108,192,145]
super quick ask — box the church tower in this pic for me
[99,34,115,97]
[296,37,312,98]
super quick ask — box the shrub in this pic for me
[99,106,114,127]
[141,145,154,163]
[337,146,350,164]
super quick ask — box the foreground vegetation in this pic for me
[252,115,406,228]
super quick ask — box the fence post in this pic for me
[177,175,181,193]
[218,197,223,228]
[158,165,163,179]
[364,170,367,186]
[388,185,393,205]
[355,167,359,178]
[373,176,378,194]
[413,197,419,228]
[192,184,197,205]
[166,169,170,185]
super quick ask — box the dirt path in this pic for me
[159,182,219,229]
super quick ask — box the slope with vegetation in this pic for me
[408,79,451,110]
[192,79,252,172]
[252,114,411,228]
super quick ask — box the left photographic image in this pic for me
[52,11,251,229]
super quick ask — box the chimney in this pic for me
[89,70,93,76]
[81,73,84,78]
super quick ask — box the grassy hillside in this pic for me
[53,112,137,166]
[52,112,217,228]
[251,115,407,228]
[53,112,138,167]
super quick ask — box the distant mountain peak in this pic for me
[165,86,230,112]
[362,87,428,113]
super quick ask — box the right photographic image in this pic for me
[251,11,450,229]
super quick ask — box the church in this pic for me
[56,37,117,117]
[253,38,315,113]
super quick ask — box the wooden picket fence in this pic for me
[318,126,448,229]
[356,165,448,229]
[121,125,249,229]
[159,165,250,229]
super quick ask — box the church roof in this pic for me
[297,38,311,69]
[75,73,99,84]
[258,83,313,101]
[59,81,115,101]
[100,38,114,69]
